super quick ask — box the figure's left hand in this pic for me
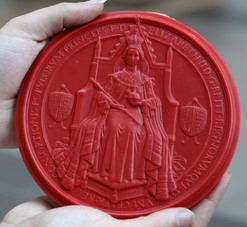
[0,1,104,148]
[0,172,231,227]
[127,91,143,107]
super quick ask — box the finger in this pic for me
[2,1,104,41]
[117,208,195,227]
[41,196,59,208]
[16,206,195,227]
[18,205,118,227]
[192,172,231,227]
[2,196,54,225]
[205,172,231,204]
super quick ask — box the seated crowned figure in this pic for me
[52,29,177,201]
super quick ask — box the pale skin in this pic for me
[0,1,231,226]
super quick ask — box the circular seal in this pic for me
[16,11,240,218]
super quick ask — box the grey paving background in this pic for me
[0,0,246,226]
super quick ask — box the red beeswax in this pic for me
[16,11,240,218]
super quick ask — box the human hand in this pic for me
[0,172,231,227]
[0,1,104,148]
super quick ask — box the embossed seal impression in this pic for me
[16,11,240,218]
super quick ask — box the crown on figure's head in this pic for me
[126,28,144,50]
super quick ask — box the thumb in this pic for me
[1,1,104,41]
[118,208,195,227]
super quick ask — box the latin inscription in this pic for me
[78,190,156,209]
[145,25,226,192]
[27,21,228,202]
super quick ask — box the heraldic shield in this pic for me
[180,98,208,144]
[50,19,180,203]
[48,84,74,129]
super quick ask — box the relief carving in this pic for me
[50,20,185,202]
[180,98,208,144]
[48,84,74,129]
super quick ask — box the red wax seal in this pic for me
[16,11,240,218]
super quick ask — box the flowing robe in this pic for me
[52,69,176,200]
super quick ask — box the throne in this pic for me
[70,22,179,203]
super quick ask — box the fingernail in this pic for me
[86,0,108,4]
[176,210,195,227]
